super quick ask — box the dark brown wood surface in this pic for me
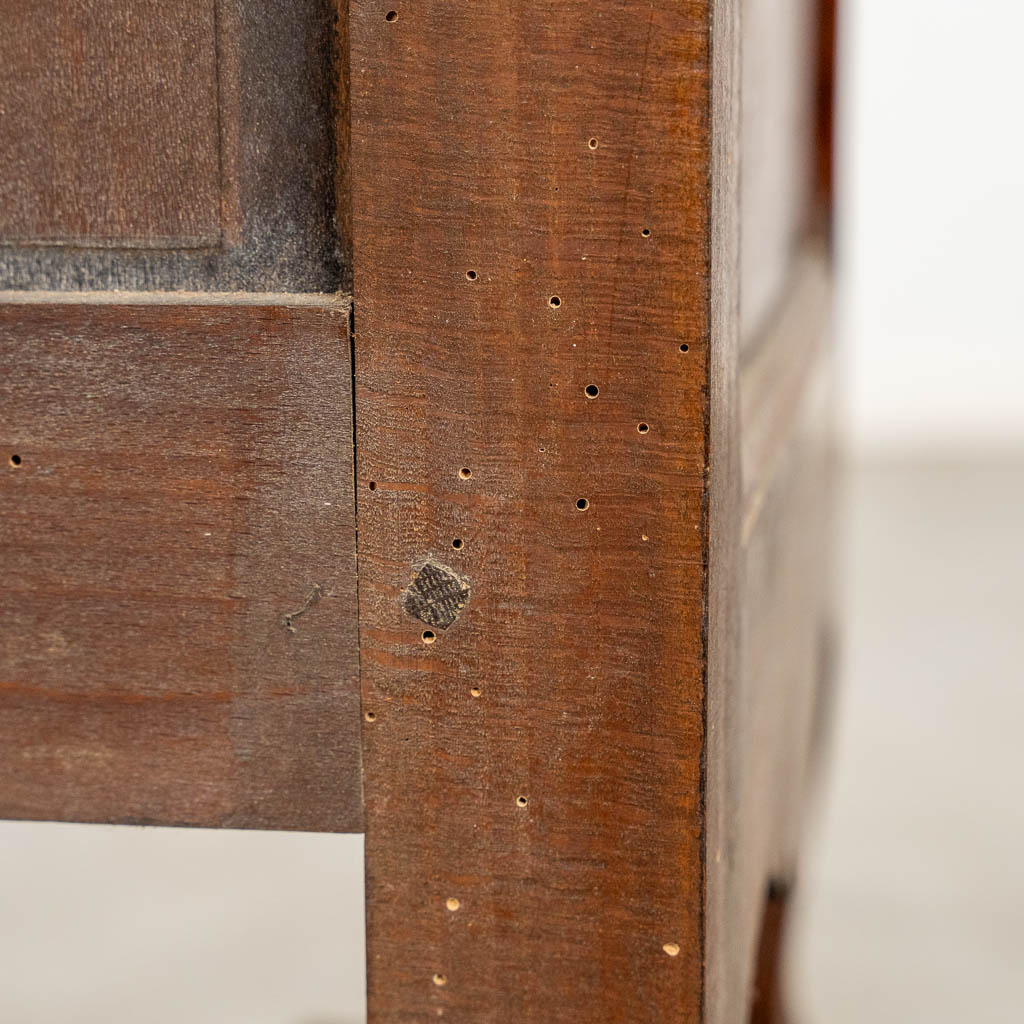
[351,1,714,1019]
[0,0,343,293]
[0,299,362,832]
[749,884,792,1024]
[1,0,221,248]
[815,0,838,221]
[351,0,833,1018]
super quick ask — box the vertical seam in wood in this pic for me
[699,11,714,1016]
[349,298,365,822]
[338,0,364,833]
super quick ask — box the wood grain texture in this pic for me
[0,0,344,293]
[0,301,361,832]
[351,1,720,1019]
[0,0,221,247]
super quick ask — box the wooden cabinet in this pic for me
[0,1,835,1020]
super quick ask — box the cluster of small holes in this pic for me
[401,134,686,869]
[9,454,22,467]
[409,147,674,703]
[390,84,687,840]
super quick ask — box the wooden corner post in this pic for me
[350,0,740,1019]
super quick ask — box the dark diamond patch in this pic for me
[403,561,471,629]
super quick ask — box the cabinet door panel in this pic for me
[0,0,344,292]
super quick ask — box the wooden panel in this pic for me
[351,2,719,1020]
[0,0,344,293]
[0,299,361,832]
[707,246,834,1023]
[0,0,221,247]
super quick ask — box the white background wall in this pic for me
[839,0,1024,457]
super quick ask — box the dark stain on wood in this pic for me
[402,562,470,630]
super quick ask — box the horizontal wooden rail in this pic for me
[0,301,362,832]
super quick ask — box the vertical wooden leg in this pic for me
[749,882,792,1024]
[350,1,732,1021]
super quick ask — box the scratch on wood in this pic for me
[283,583,322,633]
